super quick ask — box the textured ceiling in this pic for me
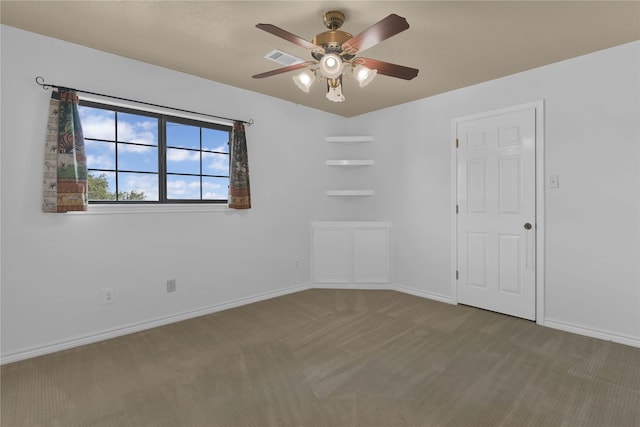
[2,1,639,117]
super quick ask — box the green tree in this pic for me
[118,189,146,201]
[88,173,146,201]
[88,173,115,201]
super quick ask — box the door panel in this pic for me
[467,160,487,213]
[457,107,536,320]
[498,234,521,295]
[467,232,488,288]
[499,156,521,214]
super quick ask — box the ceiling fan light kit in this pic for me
[254,10,419,103]
[293,69,315,92]
[319,53,344,79]
[354,64,377,87]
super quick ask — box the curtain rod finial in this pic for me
[35,76,50,90]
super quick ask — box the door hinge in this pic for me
[456,205,459,214]
[456,270,459,280]
[455,138,459,148]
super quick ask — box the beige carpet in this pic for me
[2,289,639,427]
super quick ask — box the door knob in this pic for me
[524,223,532,230]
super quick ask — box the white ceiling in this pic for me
[2,1,639,117]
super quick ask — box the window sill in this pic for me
[64,203,231,215]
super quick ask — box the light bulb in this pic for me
[320,53,343,79]
[292,70,315,93]
[354,64,377,87]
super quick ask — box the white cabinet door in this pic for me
[312,227,350,284]
[312,222,391,287]
[353,228,390,283]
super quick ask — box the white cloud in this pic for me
[204,152,229,173]
[85,140,115,169]
[202,181,222,190]
[80,110,115,140]
[167,178,200,199]
[86,154,114,169]
[79,107,156,152]
[117,121,156,149]
[138,120,157,131]
[202,180,227,200]
[118,142,152,154]
[167,149,200,162]
[121,174,159,201]
[209,144,228,153]
[203,191,227,200]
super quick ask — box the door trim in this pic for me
[451,101,545,324]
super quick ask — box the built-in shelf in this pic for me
[326,190,375,196]
[325,160,375,166]
[325,136,374,143]
[325,136,374,197]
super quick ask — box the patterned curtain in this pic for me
[42,89,88,212]
[228,121,251,209]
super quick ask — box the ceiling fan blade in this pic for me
[358,58,419,80]
[342,14,410,54]
[252,61,316,79]
[256,23,322,51]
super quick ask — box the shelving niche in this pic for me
[325,136,374,197]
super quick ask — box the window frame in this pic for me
[79,100,232,205]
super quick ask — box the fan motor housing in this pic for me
[312,30,352,47]
[312,30,355,61]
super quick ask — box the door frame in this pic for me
[450,101,545,324]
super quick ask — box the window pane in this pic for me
[167,122,200,149]
[203,177,228,200]
[167,148,200,174]
[88,171,116,201]
[202,152,229,176]
[117,172,158,201]
[117,143,158,173]
[117,113,158,146]
[79,106,115,141]
[86,140,115,170]
[167,174,201,200]
[202,128,229,153]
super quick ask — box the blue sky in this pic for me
[79,105,230,201]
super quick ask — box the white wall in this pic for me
[0,25,349,362]
[2,25,639,362]
[352,41,640,346]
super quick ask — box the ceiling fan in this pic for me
[252,11,419,102]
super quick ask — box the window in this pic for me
[78,101,231,203]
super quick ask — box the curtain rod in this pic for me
[35,76,254,126]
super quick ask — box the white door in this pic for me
[456,107,536,320]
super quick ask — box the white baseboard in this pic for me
[1,282,313,365]
[5,283,637,364]
[393,284,456,305]
[543,319,640,349]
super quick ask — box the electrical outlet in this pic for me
[102,287,116,305]
[166,279,176,293]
